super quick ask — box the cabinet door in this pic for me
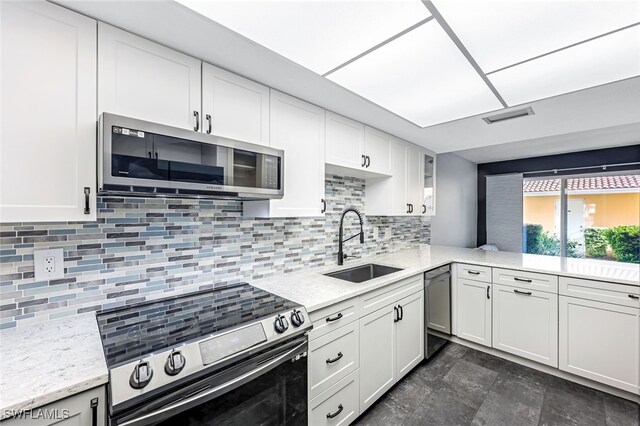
[405,144,422,215]
[457,279,492,347]
[395,291,425,380]
[359,305,395,412]
[389,141,409,215]
[492,284,558,367]
[98,23,201,130]
[202,63,269,145]
[325,112,365,170]
[364,127,392,175]
[244,90,325,217]
[559,296,639,394]
[0,1,97,222]
[3,386,106,426]
[421,151,436,215]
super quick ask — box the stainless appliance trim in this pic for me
[425,265,452,359]
[98,113,284,199]
[118,340,307,426]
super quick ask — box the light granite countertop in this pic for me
[0,313,108,419]
[1,245,637,417]
[252,245,640,313]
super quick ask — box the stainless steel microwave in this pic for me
[98,113,284,200]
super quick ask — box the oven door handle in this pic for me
[119,340,307,426]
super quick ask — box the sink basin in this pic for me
[324,263,404,283]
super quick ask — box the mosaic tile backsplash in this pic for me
[0,175,430,329]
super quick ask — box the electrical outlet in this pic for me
[34,248,64,280]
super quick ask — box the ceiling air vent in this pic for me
[482,107,534,124]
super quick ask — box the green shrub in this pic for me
[523,223,580,258]
[584,228,608,258]
[524,224,543,254]
[604,226,640,264]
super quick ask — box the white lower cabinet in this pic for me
[457,278,492,347]
[395,291,425,379]
[559,295,640,394]
[359,303,396,412]
[3,386,106,426]
[492,284,558,367]
[309,371,360,426]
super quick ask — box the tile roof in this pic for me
[524,174,640,193]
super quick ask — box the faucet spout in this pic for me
[338,207,365,266]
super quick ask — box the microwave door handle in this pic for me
[118,341,307,426]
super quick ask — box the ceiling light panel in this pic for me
[432,0,640,72]
[177,0,430,75]
[327,21,503,127]
[489,26,640,106]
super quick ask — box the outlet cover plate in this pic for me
[34,248,64,280]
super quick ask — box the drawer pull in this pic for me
[327,404,344,419]
[514,289,532,296]
[326,313,343,322]
[629,295,639,300]
[326,352,343,364]
[513,277,532,283]
[467,271,481,275]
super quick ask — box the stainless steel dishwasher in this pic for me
[425,265,451,359]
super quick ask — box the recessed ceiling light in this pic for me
[176,0,430,75]
[488,26,640,106]
[431,0,640,72]
[327,21,503,127]
[482,107,534,124]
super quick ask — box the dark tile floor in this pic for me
[353,343,640,426]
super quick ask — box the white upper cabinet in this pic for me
[98,23,201,130]
[365,140,408,216]
[363,127,393,175]
[422,151,436,215]
[202,63,270,146]
[325,112,365,170]
[405,143,423,215]
[244,90,325,217]
[0,1,97,222]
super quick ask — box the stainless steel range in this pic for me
[96,283,311,426]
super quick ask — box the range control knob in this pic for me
[164,350,186,376]
[274,314,289,334]
[290,309,305,327]
[129,361,153,389]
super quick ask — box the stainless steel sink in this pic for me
[324,263,403,283]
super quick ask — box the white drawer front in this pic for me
[492,284,558,367]
[309,321,359,400]
[559,276,640,308]
[493,268,558,293]
[310,297,360,341]
[457,263,492,283]
[309,371,360,426]
[360,274,423,317]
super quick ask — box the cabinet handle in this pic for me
[486,285,490,299]
[406,204,411,214]
[361,155,366,167]
[409,204,414,213]
[398,304,403,321]
[326,312,342,322]
[327,404,344,419]
[90,397,98,426]
[513,277,532,283]
[394,306,399,323]
[422,204,426,214]
[83,187,91,215]
[206,114,212,134]
[326,352,343,364]
[321,199,326,214]
[148,151,152,158]
[514,289,532,296]
[366,156,370,168]
[629,295,639,300]
[193,111,200,131]
[467,271,481,275]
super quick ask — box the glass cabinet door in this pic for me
[422,153,436,215]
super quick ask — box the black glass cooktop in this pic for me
[96,283,298,367]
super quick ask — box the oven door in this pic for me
[113,337,307,426]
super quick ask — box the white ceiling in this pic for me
[54,0,640,163]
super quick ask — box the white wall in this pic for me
[430,153,478,248]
